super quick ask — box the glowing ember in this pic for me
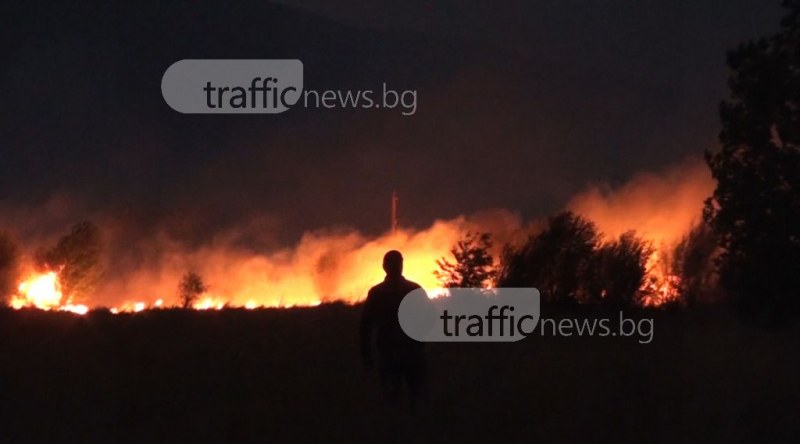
[110,300,166,313]
[60,304,89,315]
[193,297,226,310]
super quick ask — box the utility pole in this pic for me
[391,191,399,233]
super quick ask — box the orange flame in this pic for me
[10,272,89,315]
[639,250,681,307]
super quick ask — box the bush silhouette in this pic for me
[435,232,496,288]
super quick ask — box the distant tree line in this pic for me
[436,212,719,309]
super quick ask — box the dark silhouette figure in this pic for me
[360,250,427,404]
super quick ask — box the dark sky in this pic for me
[0,0,785,248]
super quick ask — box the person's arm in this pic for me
[359,290,375,370]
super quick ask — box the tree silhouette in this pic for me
[672,223,720,306]
[704,1,800,321]
[435,232,496,288]
[36,221,103,302]
[179,271,207,308]
[498,212,599,303]
[589,231,652,307]
[0,232,21,304]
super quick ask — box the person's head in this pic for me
[382,250,403,277]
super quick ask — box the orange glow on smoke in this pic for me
[568,159,713,306]
[88,217,473,311]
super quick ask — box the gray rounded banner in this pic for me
[161,59,303,113]
[399,288,540,342]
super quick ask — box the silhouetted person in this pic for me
[360,250,427,405]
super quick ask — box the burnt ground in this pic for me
[0,304,798,443]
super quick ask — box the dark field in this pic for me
[1,305,798,443]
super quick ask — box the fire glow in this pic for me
[10,272,89,315]
[5,160,712,314]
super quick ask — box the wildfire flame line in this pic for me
[6,160,709,315]
[8,249,680,315]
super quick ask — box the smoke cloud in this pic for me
[566,157,713,246]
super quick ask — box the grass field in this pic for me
[1,304,798,443]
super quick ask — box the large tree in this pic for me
[704,1,800,320]
[36,221,103,302]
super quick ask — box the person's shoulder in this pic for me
[368,281,387,296]
[402,278,423,291]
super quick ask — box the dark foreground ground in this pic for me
[1,304,798,443]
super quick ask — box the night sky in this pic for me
[1,0,783,247]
